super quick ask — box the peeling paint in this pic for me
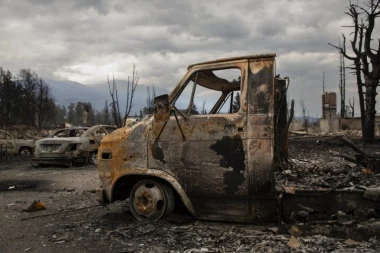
[210,136,245,194]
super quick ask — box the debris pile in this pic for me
[80,216,380,252]
[277,136,380,190]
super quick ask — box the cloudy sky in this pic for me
[1,0,376,117]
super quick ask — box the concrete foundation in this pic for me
[320,119,340,133]
[289,120,303,131]
[341,118,362,130]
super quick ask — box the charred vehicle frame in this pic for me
[0,129,35,156]
[33,125,116,167]
[97,54,378,223]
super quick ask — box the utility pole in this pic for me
[322,72,325,119]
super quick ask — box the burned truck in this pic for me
[97,54,377,222]
[97,54,286,221]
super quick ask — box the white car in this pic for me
[0,129,35,156]
[32,125,116,167]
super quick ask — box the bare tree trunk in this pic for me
[123,65,139,124]
[108,66,140,128]
[355,57,366,129]
[339,136,367,155]
[339,52,346,118]
[363,83,377,142]
[349,96,355,117]
[108,73,122,127]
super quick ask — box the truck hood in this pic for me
[101,116,151,144]
[101,127,132,143]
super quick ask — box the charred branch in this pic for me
[349,96,355,117]
[328,150,357,163]
[338,136,367,155]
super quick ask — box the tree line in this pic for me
[0,68,116,129]
[0,68,56,130]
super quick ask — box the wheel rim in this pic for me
[130,180,168,221]
[20,149,31,156]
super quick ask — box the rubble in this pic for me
[277,137,380,191]
[363,186,380,201]
[287,235,301,249]
[1,135,380,252]
[343,239,360,246]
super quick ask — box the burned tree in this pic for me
[299,97,308,131]
[339,51,346,118]
[18,69,53,130]
[103,100,111,125]
[349,96,355,117]
[329,0,380,142]
[232,92,240,113]
[123,65,139,124]
[0,68,22,128]
[108,65,139,128]
[108,72,122,128]
[201,100,207,114]
[140,85,156,116]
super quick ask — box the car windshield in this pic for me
[51,129,87,138]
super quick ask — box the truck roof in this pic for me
[187,53,276,69]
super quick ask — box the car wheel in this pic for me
[89,152,98,165]
[19,147,31,156]
[129,180,175,221]
[31,162,40,168]
[64,160,73,167]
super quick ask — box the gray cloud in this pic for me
[0,0,374,116]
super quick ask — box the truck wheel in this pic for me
[19,147,32,156]
[129,180,174,221]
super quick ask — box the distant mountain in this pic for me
[294,116,319,123]
[47,79,170,115]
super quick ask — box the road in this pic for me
[0,157,379,253]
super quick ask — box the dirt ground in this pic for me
[0,136,380,253]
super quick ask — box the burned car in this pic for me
[0,129,35,156]
[32,125,116,167]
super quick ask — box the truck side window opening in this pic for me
[173,68,241,115]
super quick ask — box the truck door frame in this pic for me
[149,62,251,221]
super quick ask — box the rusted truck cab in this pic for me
[97,54,281,222]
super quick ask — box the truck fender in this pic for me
[111,169,195,216]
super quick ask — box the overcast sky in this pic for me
[1,0,377,117]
